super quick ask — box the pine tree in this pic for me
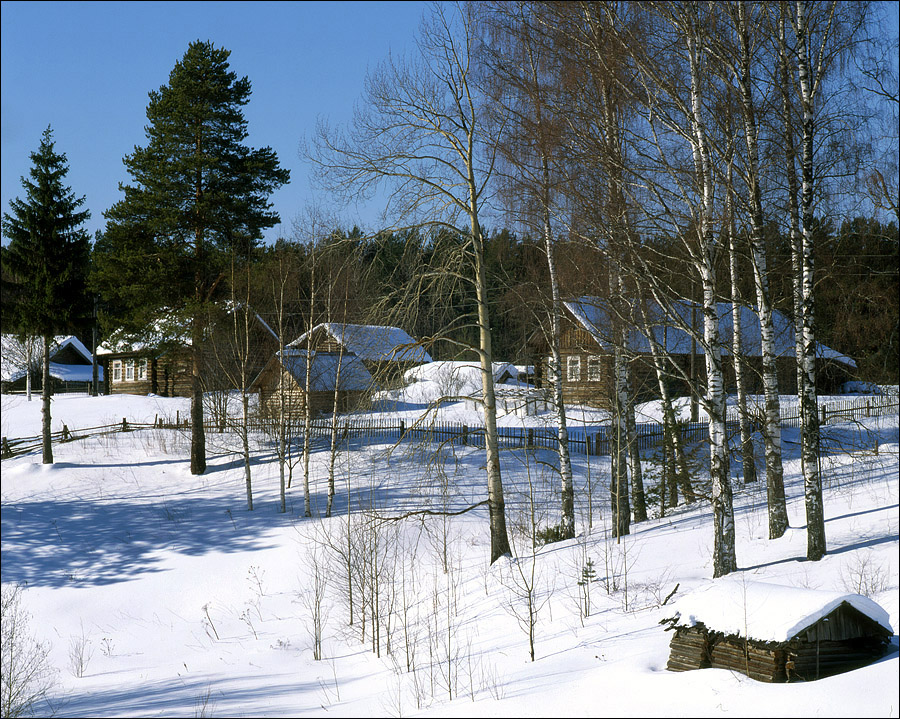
[2,127,91,463]
[98,40,289,475]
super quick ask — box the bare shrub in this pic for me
[68,623,93,678]
[840,552,891,598]
[1,583,56,718]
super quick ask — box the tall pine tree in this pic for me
[2,126,91,463]
[97,40,289,475]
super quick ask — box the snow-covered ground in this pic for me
[1,390,898,718]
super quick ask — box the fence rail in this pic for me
[2,395,898,460]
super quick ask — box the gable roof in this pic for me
[668,579,893,644]
[564,297,857,368]
[256,348,374,393]
[288,323,432,364]
[1,334,102,383]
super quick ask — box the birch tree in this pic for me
[481,0,576,539]
[309,1,512,563]
[779,0,869,561]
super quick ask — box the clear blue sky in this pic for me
[2,1,898,247]
[1,0,427,244]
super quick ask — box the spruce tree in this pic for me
[98,40,289,475]
[2,126,91,464]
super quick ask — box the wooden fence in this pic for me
[2,394,898,461]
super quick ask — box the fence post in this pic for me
[820,405,827,426]
[1,437,9,458]
[527,428,534,449]
[122,417,129,432]
[62,425,70,441]
[399,419,405,438]
[462,425,468,446]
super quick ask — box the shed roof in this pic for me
[669,579,893,644]
[565,297,857,368]
[289,323,432,364]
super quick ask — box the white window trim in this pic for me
[566,355,581,382]
[112,360,122,382]
[125,359,135,381]
[588,355,603,382]
[138,358,148,380]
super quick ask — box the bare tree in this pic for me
[779,0,870,561]
[481,1,577,540]
[308,1,512,563]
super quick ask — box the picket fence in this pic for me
[2,394,898,460]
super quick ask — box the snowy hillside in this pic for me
[1,389,898,718]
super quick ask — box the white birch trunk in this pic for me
[794,0,827,561]
[735,4,788,536]
[687,27,736,577]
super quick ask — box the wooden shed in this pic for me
[662,579,893,682]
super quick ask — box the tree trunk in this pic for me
[41,335,53,464]
[736,3,788,535]
[190,316,206,475]
[242,389,253,511]
[625,372,647,523]
[473,215,511,563]
[687,26,736,577]
[795,1,826,561]
[541,165,575,540]
[725,148,757,486]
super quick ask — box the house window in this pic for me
[588,356,603,382]
[138,358,148,380]
[125,359,135,381]
[112,360,122,382]
[567,355,581,382]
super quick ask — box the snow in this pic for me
[279,348,374,392]
[565,297,858,368]
[289,323,433,364]
[1,386,898,718]
[1,334,101,383]
[669,578,893,643]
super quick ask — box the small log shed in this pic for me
[661,579,893,682]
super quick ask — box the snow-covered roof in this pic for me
[565,297,857,368]
[278,349,374,392]
[403,360,516,389]
[288,323,432,364]
[668,579,893,644]
[1,334,101,382]
[97,313,192,355]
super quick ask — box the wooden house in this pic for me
[251,348,373,418]
[98,305,288,398]
[1,334,102,394]
[288,323,432,389]
[98,343,192,398]
[532,297,858,411]
[662,579,893,682]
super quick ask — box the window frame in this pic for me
[566,355,582,382]
[587,355,603,382]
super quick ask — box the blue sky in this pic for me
[2,1,898,247]
[1,0,427,243]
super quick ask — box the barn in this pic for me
[662,579,893,682]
